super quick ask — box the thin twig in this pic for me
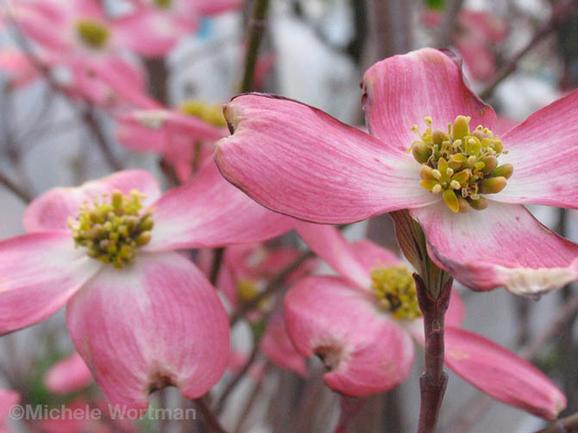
[0,170,32,203]
[480,0,577,100]
[415,275,453,433]
[194,398,230,433]
[435,0,466,48]
[229,250,314,326]
[533,413,578,433]
[239,0,271,92]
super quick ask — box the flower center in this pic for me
[179,100,226,128]
[75,19,110,50]
[153,0,173,9]
[371,266,421,320]
[411,115,513,213]
[69,190,154,268]
[236,279,268,310]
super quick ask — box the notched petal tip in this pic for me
[498,264,578,298]
[222,103,238,134]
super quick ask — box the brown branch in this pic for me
[239,0,270,92]
[435,0,466,48]
[194,397,230,433]
[533,413,578,433]
[480,0,578,100]
[415,275,452,433]
[0,170,32,203]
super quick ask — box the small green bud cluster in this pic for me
[179,100,227,128]
[75,19,110,50]
[69,190,154,269]
[411,115,513,213]
[371,266,421,320]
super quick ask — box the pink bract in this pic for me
[285,224,566,418]
[0,162,294,409]
[215,48,578,297]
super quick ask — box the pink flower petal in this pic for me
[444,326,566,419]
[446,290,466,328]
[196,0,242,15]
[216,94,437,224]
[0,49,39,87]
[350,239,402,274]
[45,352,93,395]
[67,252,230,409]
[0,233,100,335]
[261,313,306,377]
[147,161,294,251]
[362,48,496,154]
[285,276,414,396]
[24,170,161,233]
[493,90,578,209]
[296,223,373,289]
[411,202,578,296]
[0,389,19,433]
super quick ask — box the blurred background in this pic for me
[0,0,577,432]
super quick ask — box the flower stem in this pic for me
[194,397,230,433]
[239,0,271,92]
[415,274,452,433]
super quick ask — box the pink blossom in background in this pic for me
[121,0,242,57]
[5,0,153,107]
[422,9,507,81]
[0,390,18,433]
[44,352,93,395]
[285,224,566,419]
[260,312,307,376]
[215,48,578,297]
[116,102,226,182]
[0,161,293,409]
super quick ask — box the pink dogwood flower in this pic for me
[0,390,18,433]
[0,161,293,409]
[122,0,242,56]
[8,0,153,107]
[215,48,578,297]
[45,352,93,395]
[116,100,227,182]
[286,224,566,419]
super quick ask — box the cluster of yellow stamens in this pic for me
[179,100,227,128]
[154,0,173,9]
[75,19,110,50]
[371,266,421,320]
[69,190,154,269]
[411,115,513,213]
[236,279,268,310]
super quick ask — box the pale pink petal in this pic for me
[147,161,294,251]
[45,352,93,394]
[0,49,39,87]
[296,223,373,289]
[67,252,230,409]
[116,112,169,154]
[362,48,496,154]
[350,239,402,274]
[285,276,414,397]
[444,327,566,419]
[492,90,578,209]
[0,233,101,335]
[24,170,161,233]
[216,94,437,224]
[197,0,242,15]
[0,389,19,433]
[261,313,307,377]
[411,202,578,296]
[113,12,180,58]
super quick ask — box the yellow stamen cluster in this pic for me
[179,100,227,128]
[411,115,513,213]
[236,279,268,310]
[154,0,173,9]
[371,266,421,320]
[69,190,154,269]
[75,19,110,50]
